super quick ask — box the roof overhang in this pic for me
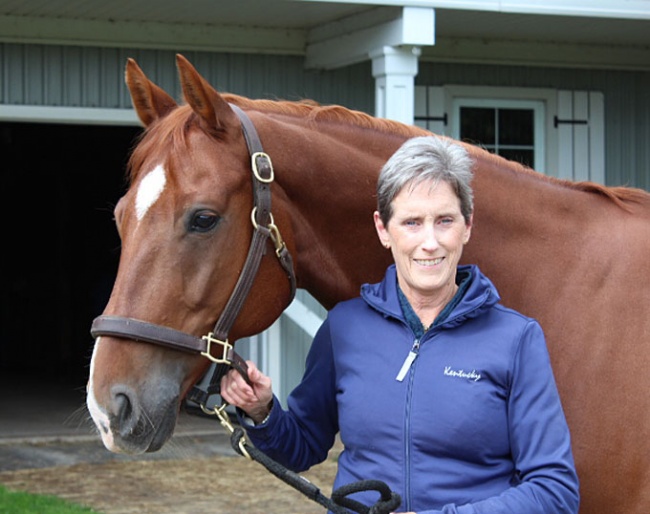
[0,0,648,71]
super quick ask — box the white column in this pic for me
[370,45,421,125]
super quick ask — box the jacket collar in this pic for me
[361,264,500,328]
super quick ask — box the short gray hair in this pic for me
[377,136,474,226]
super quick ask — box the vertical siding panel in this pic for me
[44,46,63,105]
[4,44,25,104]
[557,90,574,180]
[427,86,446,135]
[99,50,121,108]
[606,72,634,188]
[632,75,646,191]
[572,91,590,182]
[0,43,4,103]
[63,46,82,106]
[24,45,44,104]
[414,85,427,130]
[82,47,101,107]
[589,92,605,184]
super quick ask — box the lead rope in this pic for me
[203,403,401,514]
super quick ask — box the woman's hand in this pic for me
[220,360,274,424]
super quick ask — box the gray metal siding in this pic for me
[3,44,648,190]
[0,43,374,113]
[417,62,650,190]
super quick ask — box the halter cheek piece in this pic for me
[90,103,297,406]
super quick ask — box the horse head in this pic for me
[86,55,296,454]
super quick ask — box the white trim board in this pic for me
[0,105,140,126]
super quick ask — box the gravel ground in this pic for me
[0,431,342,514]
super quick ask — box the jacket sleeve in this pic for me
[420,321,580,514]
[235,317,339,473]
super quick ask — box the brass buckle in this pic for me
[251,151,274,183]
[200,332,232,364]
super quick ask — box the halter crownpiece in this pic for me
[90,103,296,403]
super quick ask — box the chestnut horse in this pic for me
[87,55,650,513]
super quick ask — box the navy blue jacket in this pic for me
[240,264,580,513]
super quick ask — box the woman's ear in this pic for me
[463,214,473,244]
[373,211,390,249]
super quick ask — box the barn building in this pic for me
[1,1,648,420]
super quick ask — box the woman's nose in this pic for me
[421,223,439,250]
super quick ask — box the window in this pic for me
[415,86,604,183]
[453,98,545,171]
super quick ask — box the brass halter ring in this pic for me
[250,208,287,257]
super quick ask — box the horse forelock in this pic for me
[127,106,221,184]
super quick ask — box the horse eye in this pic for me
[190,211,220,233]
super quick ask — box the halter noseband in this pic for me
[90,103,296,404]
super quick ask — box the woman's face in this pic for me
[374,179,472,304]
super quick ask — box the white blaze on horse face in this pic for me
[87,338,117,451]
[135,164,167,221]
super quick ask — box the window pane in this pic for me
[499,149,534,168]
[498,109,533,145]
[460,107,495,145]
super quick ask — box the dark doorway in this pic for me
[0,122,141,391]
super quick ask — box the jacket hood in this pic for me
[360,264,501,329]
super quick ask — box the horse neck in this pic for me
[261,113,419,309]
[463,151,650,311]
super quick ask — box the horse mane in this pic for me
[127,94,428,183]
[469,144,650,211]
[128,93,649,212]
[222,93,429,138]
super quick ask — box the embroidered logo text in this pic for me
[444,366,481,382]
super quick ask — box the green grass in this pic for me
[0,484,99,513]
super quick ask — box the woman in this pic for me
[221,136,580,513]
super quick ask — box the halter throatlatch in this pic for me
[90,103,296,403]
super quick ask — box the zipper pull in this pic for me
[396,340,420,382]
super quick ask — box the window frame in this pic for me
[415,85,559,176]
[451,97,546,171]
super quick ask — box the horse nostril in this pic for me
[114,392,132,425]
[111,386,140,437]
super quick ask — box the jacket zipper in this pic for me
[396,338,420,381]
[403,337,421,511]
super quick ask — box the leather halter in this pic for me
[90,104,296,403]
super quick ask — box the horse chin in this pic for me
[145,415,176,452]
[96,385,180,455]
[103,405,177,455]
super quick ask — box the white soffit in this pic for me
[297,0,650,20]
[306,6,435,69]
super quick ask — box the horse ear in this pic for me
[175,54,238,132]
[125,58,177,127]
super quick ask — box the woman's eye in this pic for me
[190,211,220,232]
